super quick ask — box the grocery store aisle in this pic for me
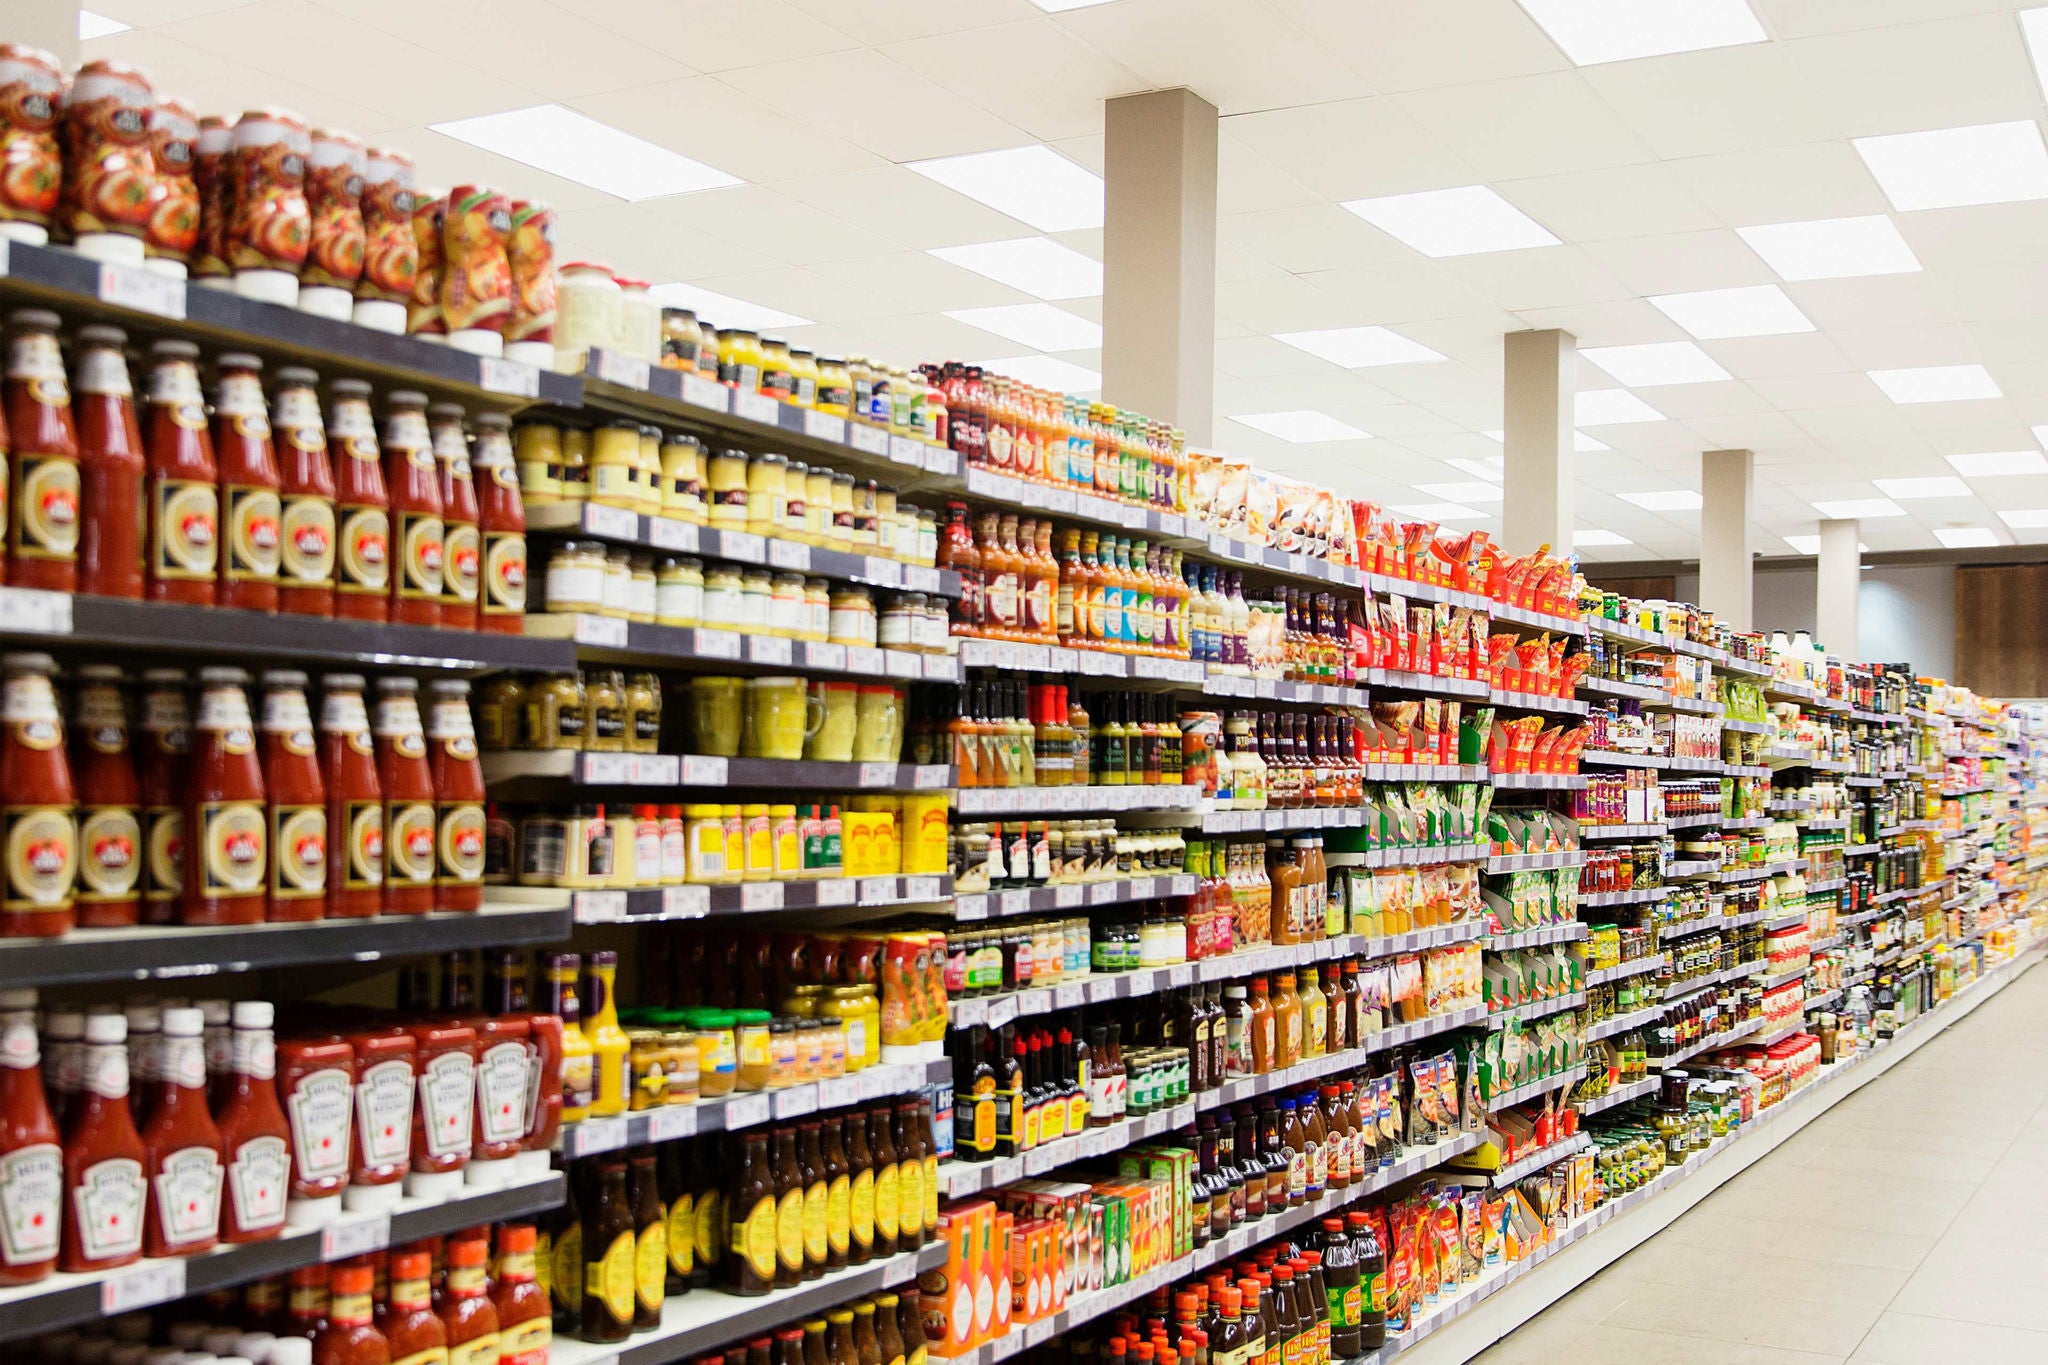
[1471,960,2048,1365]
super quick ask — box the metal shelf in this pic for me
[1579,822,1668,839]
[530,613,961,683]
[1488,689,1589,717]
[483,750,953,794]
[1576,1076,1658,1115]
[1487,1133,1593,1187]
[1487,923,1588,950]
[1585,1002,1665,1042]
[1585,954,1668,987]
[936,1102,1196,1198]
[1493,772,1588,791]
[572,875,951,924]
[1485,991,1587,1030]
[1485,850,1587,873]
[1582,885,1669,909]
[1485,1064,1588,1111]
[955,874,1198,923]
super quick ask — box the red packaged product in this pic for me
[227,109,311,303]
[0,986,60,1283]
[504,201,556,360]
[470,1013,531,1183]
[381,391,443,625]
[373,676,435,915]
[216,1000,290,1243]
[407,192,446,337]
[0,46,63,243]
[278,1033,353,1226]
[326,378,389,620]
[144,97,200,274]
[59,61,155,261]
[405,1022,475,1200]
[0,652,74,939]
[439,185,512,352]
[299,128,365,319]
[352,147,416,334]
[142,339,219,603]
[213,353,283,611]
[318,672,383,919]
[190,115,232,281]
[258,669,327,922]
[59,1012,146,1272]
[471,413,525,633]
[5,308,78,592]
[426,679,484,912]
[344,1027,414,1212]
[141,1006,224,1257]
[184,666,267,926]
[70,664,140,927]
[136,667,190,924]
[73,324,144,600]
[270,365,336,617]
[429,403,479,629]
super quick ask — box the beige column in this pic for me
[1103,88,1218,445]
[1816,518,1861,662]
[1699,448,1755,632]
[1502,329,1575,555]
[20,0,77,66]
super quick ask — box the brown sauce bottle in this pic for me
[728,1131,776,1297]
[773,1124,804,1290]
[798,1119,828,1281]
[580,1157,634,1341]
[630,1150,666,1330]
[868,1105,900,1260]
[821,1113,851,1272]
[845,1113,875,1265]
[892,1100,926,1250]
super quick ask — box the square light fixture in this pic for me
[1514,0,1766,67]
[1618,489,1703,511]
[929,238,1102,300]
[1575,389,1667,425]
[1780,533,1869,554]
[1934,526,2000,548]
[1581,341,1731,387]
[1415,482,1504,503]
[1735,215,1921,282]
[980,355,1103,392]
[1480,430,1612,451]
[1647,284,1815,340]
[2024,10,2048,107]
[1872,476,1971,500]
[647,282,810,331]
[906,145,1103,234]
[1949,449,2048,477]
[1853,121,2048,212]
[1272,326,1447,368]
[1341,186,1559,258]
[943,303,1101,352]
[1450,456,1507,480]
[1392,502,1487,521]
[1811,497,1906,519]
[1229,411,1370,443]
[1025,0,1118,9]
[1999,508,2048,527]
[1573,529,1634,548]
[79,10,129,37]
[430,104,743,201]
[1867,365,2002,404]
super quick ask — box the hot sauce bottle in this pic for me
[216,1000,289,1243]
[318,673,382,918]
[0,987,61,1284]
[0,652,75,938]
[70,664,140,928]
[441,1233,500,1365]
[186,666,268,926]
[382,391,443,625]
[59,1011,146,1272]
[213,353,283,611]
[271,366,336,617]
[314,1262,389,1365]
[136,667,190,925]
[470,412,525,634]
[5,308,79,590]
[141,1006,224,1257]
[494,1222,551,1365]
[426,679,484,913]
[428,403,479,630]
[73,324,145,599]
[259,669,327,922]
[374,676,435,915]
[142,339,219,604]
[380,1249,446,1365]
[328,379,390,620]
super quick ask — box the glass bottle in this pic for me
[269,365,335,617]
[327,378,389,620]
[5,308,79,591]
[185,666,267,926]
[213,353,282,611]
[142,339,218,604]
[73,325,144,599]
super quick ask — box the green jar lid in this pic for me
[731,1008,773,1025]
[680,1008,737,1028]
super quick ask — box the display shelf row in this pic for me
[1757,963,1812,991]
[1578,822,1667,839]
[934,1102,1199,1198]
[1666,812,1726,830]
[952,785,1203,816]
[1585,1002,1666,1043]
[1653,1015,1767,1069]
[1803,817,1849,831]
[1575,1076,1660,1116]
[1721,815,1772,831]
[1191,1006,1491,1113]
[1577,676,1670,704]
[1484,851,1587,873]
[1753,1015,1815,1050]
[1582,885,1670,909]
[1580,750,1718,773]
[954,875,1200,923]
[1200,673,1372,707]
[482,751,953,794]
[1718,860,1798,884]
[1586,955,1669,987]
[1488,1133,1594,1188]
[535,613,964,682]
[1492,773,1589,791]
[1721,718,1772,735]
[1484,1064,1589,1111]
[1485,991,1588,1031]
[1490,601,1588,636]
[570,875,951,924]
[1663,960,1763,1001]
[1487,923,1588,951]
[1488,689,1588,717]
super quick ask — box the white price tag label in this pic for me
[103,1259,186,1314]
[914,765,949,789]
[1047,487,1078,514]
[724,1093,771,1130]
[574,614,628,647]
[648,1105,697,1141]
[889,435,925,466]
[741,882,785,911]
[1168,964,1193,987]
[773,1086,820,1119]
[632,754,679,785]
[818,1076,861,1109]
[681,755,728,785]
[987,997,1018,1030]
[734,390,781,425]
[923,654,959,681]
[693,628,741,658]
[647,517,698,552]
[1055,982,1085,1008]
[864,556,904,587]
[805,642,848,671]
[0,587,69,635]
[595,350,650,390]
[849,423,891,456]
[99,262,186,319]
[585,502,639,540]
[576,1116,628,1156]
[844,645,884,674]
[573,890,626,923]
[323,1212,392,1260]
[883,650,920,680]
[681,373,729,411]
[1128,878,1157,900]
[905,566,941,593]
[1089,881,1117,904]
[582,752,630,784]
[884,1255,920,1288]
[813,878,857,906]
[1055,884,1083,908]
[955,894,987,921]
[858,761,897,787]
[768,538,812,571]
[999,889,1033,917]
[1024,1147,1055,1176]
[862,876,899,902]
[749,635,793,666]
[661,885,710,918]
[479,356,540,397]
[716,530,767,563]
[803,410,846,442]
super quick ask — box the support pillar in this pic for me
[1502,329,1575,555]
[1816,518,1861,662]
[1699,449,1755,632]
[1103,88,1217,445]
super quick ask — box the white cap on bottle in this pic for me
[404,1167,466,1202]
[230,1335,274,1362]
[85,1013,127,1045]
[265,1341,312,1365]
[0,988,34,1010]
[342,1179,404,1212]
[232,1001,274,1029]
[201,1332,243,1358]
[163,1008,204,1038]
[285,1192,343,1228]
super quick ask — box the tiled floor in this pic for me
[1470,960,2048,1365]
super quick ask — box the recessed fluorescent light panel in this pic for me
[980,355,1103,392]
[1872,476,1970,500]
[1025,0,1118,10]
[1867,365,2002,404]
[1450,457,1507,480]
[1735,215,1921,282]
[1949,449,2048,477]
[1415,482,1504,503]
[1272,326,1447,368]
[1999,508,2048,528]
[1480,430,1612,451]
[1575,390,1666,425]
[647,282,810,331]
[1581,342,1730,387]
[1515,0,1766,66]
[1393,503,1487,521]
[943,304,1101,352]
[2024,10,2048,106]
[79,10,129,37]
[906,145,1103,234]
[1812,498,1906,519]
[1935,526,2000,548]
[1573,529,1633,548]
[1853,121,2048,212]
[430,104,742,200]
[1648,284,1815,340]
[1229,411,1370,443]
[1618,489,1703,511]
[1341,186,1559,258]
[929,238,1102,300]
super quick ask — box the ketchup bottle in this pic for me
[137,667,191,926]
[382,391,443,626]
[215,1000,289,1243]
[0,987,60,1284]
[328,378,390,621]
[429,402,479,631]
[374,676,436,915]
[140,1005,224,1257]
[71,663,141,928]
[213,353,283,612]
[277,1033,353,1227]
[343,1026,412,1213]
[4,308,79,593]
[142,339,219,605]
[259,669,327,922]
[271,366,336,618]
[0,652,75,938]
[60,1011,146,1272]
[471,412,526,634]
[319,672,383,919]
[72,324,145,599]
[184,666,267,926]
[427,679,484,913]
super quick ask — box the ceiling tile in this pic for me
[85,0,274,22]
[1632,380,1774,419]
[84,29,402,133]
[1755,1,2010,41]
[691,266,900,326]
[1295,262,1504,325]
[1781,16,2041,138]
[1790,274,1958,329]
[569,78,884,186]
[1054,0,1373,115]
[1704,333,1858,377]
[1215,136,1322,216]
[642,185,906,265]
[1221,205,1418,274]
[1221,98,1479,203]
[1750,372,1894,410]
[1495,162,1720,242]
[1509,298,1689,347]
[552,203,786,285]
[779,0,1041,42]
[1439,246,1633,313]
[1582,229,1775,295]
[718,50,1028,162]
[774,166,1035,249]
[342,0,696,100]
[1666,142,1890,227]
[406,128,620,212]
[1272,0,1570,91]
[1215,274,1374,334]
[881,19,1148,142]
[1964,319,2048,363]
[1895,202,2048,273]
[1215,336,1340,379]
[1581,43,1842,160]
[1395,73,1657,180]
[552,0,856,69]
[1826,322,1980,369]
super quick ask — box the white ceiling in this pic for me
[78,0,2048,563]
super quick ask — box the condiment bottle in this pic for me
[5,308,79,591]
[404,1020,473,1199]
[773,1124,803,1289]
[185,666,267,926]
[313,1262,387,1365]
[259,670,327,922]
[0,652,74,938]
[583,1156,637,1332]
[845,1110,874,1265]
[373,676,436,915]
[73,324,145,599]
[0,987,60,1283]
[216,1001,289,1243]
[270,366,336,616]
[471,412,526,633]
[440,1230,501,1365]
[70,664,140,928]
[134,668,190,925]
[379,1250,445,1365]
[429,403,480,629]
[212,353,283,611]
[426,679,484,912]
[60,1011,147,1272]
[316,673,382,918]
[341,1026,411,1212]
[495,1222,552,1364]
[327,379,390,619]
[382,391,444,625]
[629,1152,667,1327]
[141,1006,224,1257]
[869,1105,899,1261]
[582,951,630,1116]
[142,339,218,603]
[276,1031,352,1226]
[543,953,593,1125]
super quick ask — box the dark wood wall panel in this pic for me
[1954,564,2048,697]
[1584,575,1677,602]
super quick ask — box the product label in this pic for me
[392,1350,450,1365]
[76,806,140,901]
[199,799,266,897]
[560,1048,594,1113]
[476,1040,529,1146]
[437,801,485,886]
[632,1220,666,1311]
[898,1157,923,1239]
[0,1142,61,1267]
[4,806,74,910]
[800,1179,827,1266]
[280,495,336,586]
[13,454,78,560]
[287,1066,353,1181]
[498,1317,549,1365]
[666,1190,695,1278]
[356,1057,415,1167]
[386,800,435,885]
[483,531,527,615]
[72,1156,145,1261]
[733,1195,777,1284]
[874,1159,899,1241]
[850,1167,875,1249]
[346,799,384,888]
[152,1144,223,1246]
[420,1049,475,1158]
[224,484,282,581]
[775,1185,802,1272]
[442,522,480,605]
[1329,1283,1360,1328]
[448,1334,499,1365]
[226,1133,288,1232]
[270,804,326,899]
[692,1186,721,1269]
[398,510,445,599]
[152,478,219,579]
[826,1174,850,1254]
[145,807,183,904]
[552,1219,582,1316]
[337,504,390,594]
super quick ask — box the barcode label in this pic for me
[479,356,539,397]
[99,263,186,319]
